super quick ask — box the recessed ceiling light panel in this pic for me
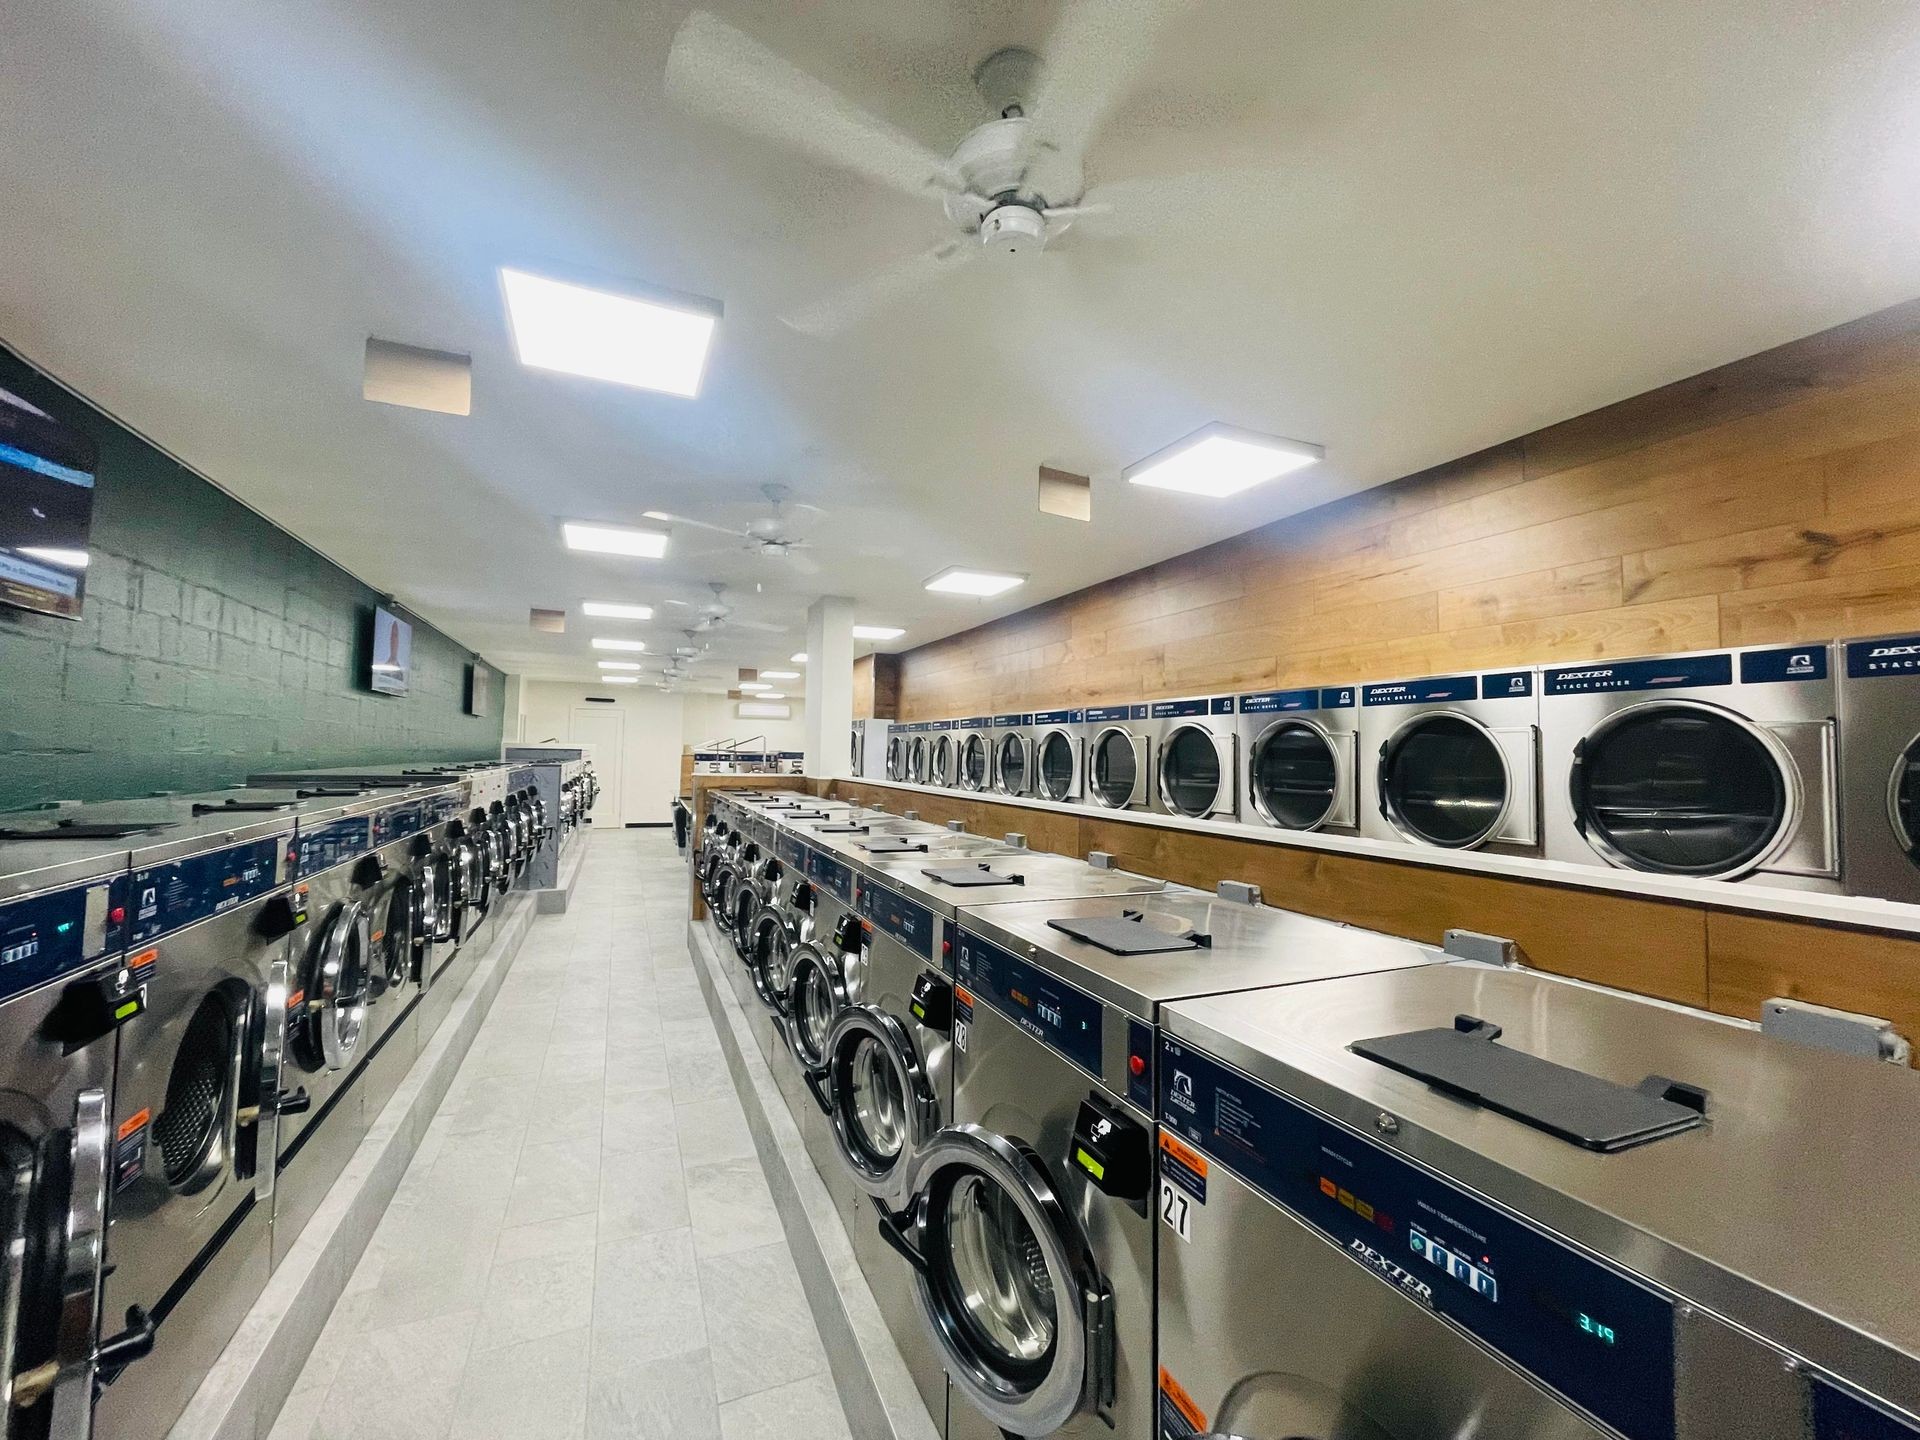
[924,567,1026,597]
[760,670,799,680]
[562,522,669,558]
[852,625,905,641]
[1123,422,1323,498]
[500,267,720,397]
[597,660,643,671]
[582,601,654,620]
[790,653,808,664]
[591,637,648,652]
[600,676,640,685]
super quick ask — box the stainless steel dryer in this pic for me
[885,728,909,782]
[1144,696,1238,821]
[1085,704,1152,812]
[1236,683,1362,834]
[903,726,933,786]
[0,822,149,1440]
[1156,962,1920,1440]
[1359,667,1541,853]
[927,723,959,790]
[954,718,994,794]
[988,713,1037,799]
[1031,709,1087,806]
[892,893,1438,1440]
[1838,631,1920,905]
[1542,643,1839,888]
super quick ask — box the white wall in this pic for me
[514,682,808,824]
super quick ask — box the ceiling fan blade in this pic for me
[666,11,962,202]
[781,236,976,337]
[653,511,749,538]
[730,619,790,633]
[786,553,823,577]
[1024,0,1192,203]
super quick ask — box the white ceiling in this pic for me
[4,1,1919,689]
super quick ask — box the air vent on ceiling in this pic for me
[530,608,566,633]
[1038,465,1091,521]
[363,338,472,415]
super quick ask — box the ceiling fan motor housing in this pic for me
[981,203,1048,256]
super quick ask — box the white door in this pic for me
[569,706,626,828]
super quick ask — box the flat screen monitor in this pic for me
[369,606,412,695]
[0,386,97,621]
[466,662,491,716]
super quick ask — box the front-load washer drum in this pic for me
[153,991,239,1194]
[959,734,988,792]
[1158,724,1223,818]
[1889,736,1920,862]
[747,910,794,1012]
[994,734,1029,795]
[1036,733,1076,802]
[1573,701,1792,877]
[785,945,850,1074]
[931,735,955,788]
[910,737,931,785]
[1250,719,1339,831]
[1089,729,1138,809]
[1379,713,1510,849]
[295,903,372,1072]
[825,1007,938,1212]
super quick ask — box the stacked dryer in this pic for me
[1359,667,1541,853]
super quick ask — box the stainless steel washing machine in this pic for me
[1144,696,1239,821]
[1236,683,1362,834]
[1359,667,1541,853]
[1031,709,1087,806]
[1085,704,1153,813]
[927,723,959,790]
[0,821,149,1440]
[884,892,1438,1440]
[988,713,1037,799]
[1156,961,1920,1440]
[954,719,994,794]
[1838,631,1920,905]
[1542,643,1839,888]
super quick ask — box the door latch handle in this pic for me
[872,1200,928,1277]
[92,1306,158,1390]
[802,1067,832,1117]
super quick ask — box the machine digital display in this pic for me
[369,606,413,695]
[0,386,97,620]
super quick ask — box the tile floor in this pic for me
[270,830,854,1440]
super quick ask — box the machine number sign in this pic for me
[1158,1179,1194,1243]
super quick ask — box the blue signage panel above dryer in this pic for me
[1838,632,1920,906]
[1541,643,1838,888]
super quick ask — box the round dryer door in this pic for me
[1378,714,1510,849]
[1158,724,1225,818]
[930,736,955,788]
[904,1125,1107,1437]
[959,735,988,792]
[824,1007,940,1213]
[1089,729,1139,809]
[150,985,252,1196]
[994,734,1029,796]
[784,943,851,1077]
[1572,701,1793,877]
[1893,737,1920,861]
[887,736,905,782]
[1249,720,1339,831]
[909,737,930,785]
[1036,733,1076,802]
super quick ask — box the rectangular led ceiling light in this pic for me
[760,669,799,680]
[597,660,642,671]
[852,625,905,641]
[600,676,640,685]
[1123,422,1324,498]
[738,681,770,691]
[363,337,472,415]
[500,267,720,397]
[790,652,808,664]
[924,567,1026,597]
[582,601,653,620]
[562,522,669,558]
[591,637,647,652]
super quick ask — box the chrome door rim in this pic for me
[1377,709,1513,850]
[1156,722,1227,818]
[1249,717,1340,832]
[993,734,1030,796]
[906,1124,1095,1436]
[958,734,988,792]
[1572,698,1799,879]
[931,735,954,787]
[1087,727,1139,810]
[1889,733,1920,858]
[1036,731,1076,802]
[310,901,371,1071]
[783,942,849,1074]
[747,908,796,1013]
[825,1006,939,1211]
[909,737,930,783]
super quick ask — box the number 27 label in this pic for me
[1159,1178,1195,1243]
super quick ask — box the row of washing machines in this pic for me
[858,633,1920,905]
[692,787,1920,1440]
[0,756,587,1440]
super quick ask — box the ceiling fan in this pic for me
[662,581,790,633]
[648,484,824,576]
[664,1,1189,336]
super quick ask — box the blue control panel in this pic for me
[959,716,994,730]
[1158,1037,1675,1440]
[1740,645,1828,684]
[372,802,425,846]
[1481,670,1533,699]
[0,876,129,1002]
[1845,636,1920,680]
[993,713,1035,727]
[1033,708,1084,725]
[1239,686,1359,713]
[1150,697,1234,718]
[1363,676,1478,706]
[1813,1381,1920,1437]
[857,878,935,960]
[1085,704,1142,723]
[775,831,807,868]
[294,816,371,876]
[954,930,1104,1080]
[1544,653,1733,696]
[805,847,854,903]
[132,836,288,944]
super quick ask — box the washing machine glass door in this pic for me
[1250,720,1340,831]
[824,1007,938,1212]
[909,737,930,785]
[1894,738,1920,860]
[1159,724,1228,818]
[931,736,955,788]
[784,943,851,1078]
[1037,733,1076,802]
[299,902,372,1071]
[887,736,905,781]
[726,876,762,954]
[369,878,415,997]
[1089,728,1139,809]
[994,734,1029,796]
[747,909,796,1013]
[1573,701,1792,876]
[906,1126,1107,1436]
[959,735,988,792]
[1379,714,1509,848]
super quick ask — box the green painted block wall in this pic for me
[0,346,505,810]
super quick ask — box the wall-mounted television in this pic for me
[0,386,97,621]
[369,606,413,695]
[466,662,491,716]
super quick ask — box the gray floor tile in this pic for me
[586,1345,721,1440]
[717,1372,853,1440]
[700,1242,830,1402]
[450,1325,590,1440]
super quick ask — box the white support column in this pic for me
[803,596,855,779]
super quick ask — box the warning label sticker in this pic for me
[1158,1367,1208,1438]
[114,1108,149,1192]
[1159,1130,1208,1202]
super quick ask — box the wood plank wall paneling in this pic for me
[851,653,901,720]
[892,299,1920,718]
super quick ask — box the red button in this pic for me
[1128,1055,1146,1077]
[108,906,126,924]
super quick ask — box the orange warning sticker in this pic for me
[128,948,158,972]
[1157,1130,1208,1181]
[954,986,974,1006]
[117,1108,150,1142]
[288,989,306,1010]
[1158,1367,1208,1433]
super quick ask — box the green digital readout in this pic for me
[1577,1313,1617,1345]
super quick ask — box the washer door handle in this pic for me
[871,1200,928,1277]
